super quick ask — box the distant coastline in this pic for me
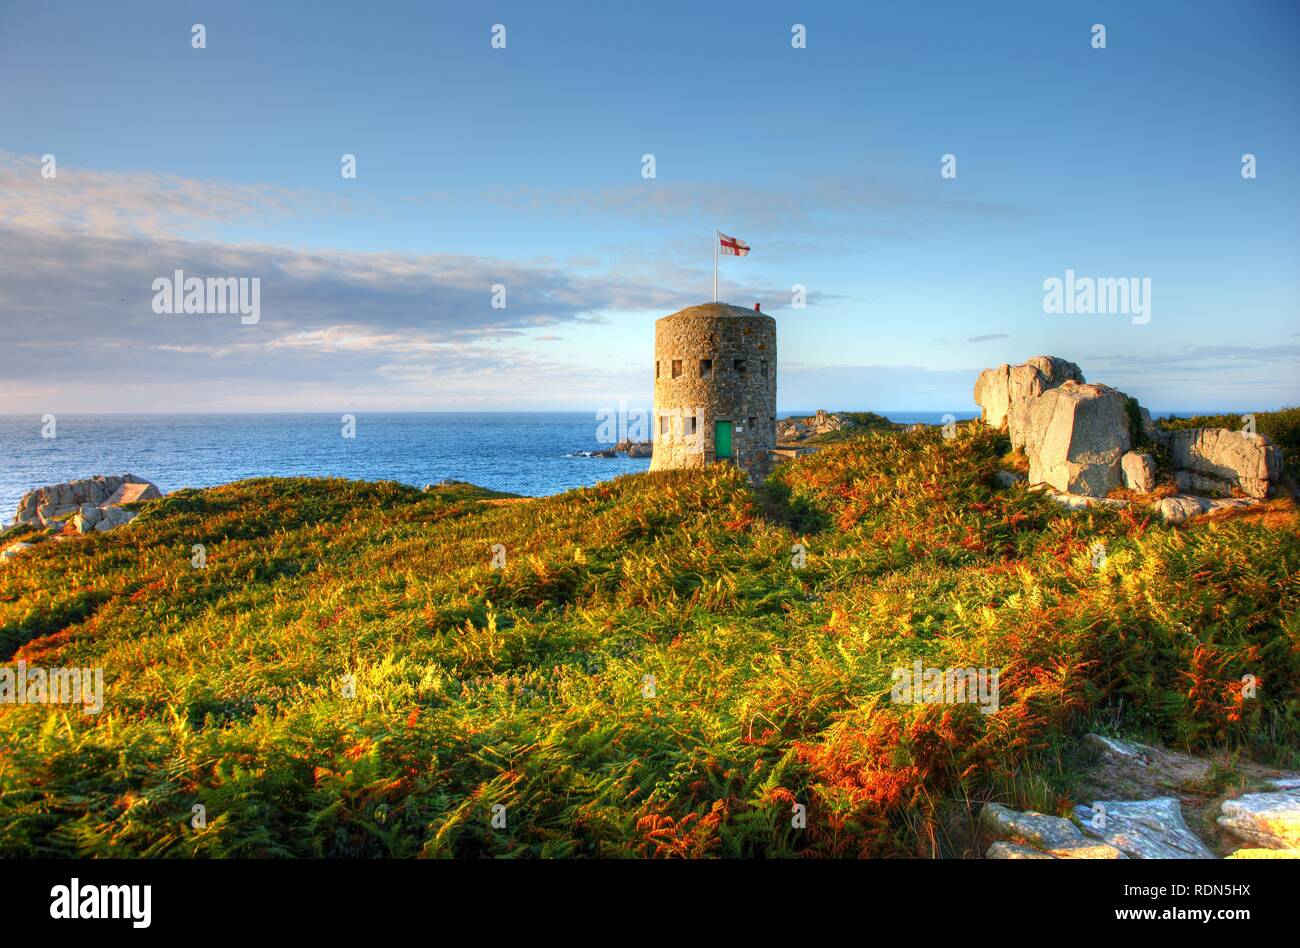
[0,408,1227,521]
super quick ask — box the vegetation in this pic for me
[1,430,1297,858]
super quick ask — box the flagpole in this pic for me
[713,230,718,303]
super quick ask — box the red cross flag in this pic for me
[718,232,750,256]
[713,230,750,302]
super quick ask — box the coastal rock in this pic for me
[1085,733,1146,761]
[980,802,1127,859]
[775,411,864,444]
[777,419,811,441]
[808,410,848,435]
[423,479,472,491]
[1217,788,1300,849]
[1,541,34,560]
[1138,406,1164,444]
[985,841,1054,859]
[1168,428,1282,499]
[1225,848,1300,859]
[1074,797,1215,859]
[980,802,1087,850]
[1158,494,1258,524]
[985,840,1124,859]
[973,356,1085,448]
[1121,451,1156,493]
[1023,381,1131,497]
[12,475,161,533]
[1158,495,1204,524]
[1042,489,1128,511]
[614,440,653,458]
[1174,470,1232,496]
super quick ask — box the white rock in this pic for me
[11,475,159,533]
[973,356,1085,447]
[1174,470,1231,496]
[1169,428,1282,500]
[986,841,1054,859]
[982,803,1127,858]
[1074,797,1215,859]
[1218,789,1300,849]
[980,802,1087,850]
[1158,495,1205,524]
[1121,452,1156,493]
[1024,381,1132,497]
[1085,733,1146,761]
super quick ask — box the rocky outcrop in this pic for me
[1121,451,1156,493]
[1158,494,1256,524]
[974,356,1085,448]
[12,475,161,533]
[614,440,653,458]
[777,410,860,443]
[985,841,1056,859]
[1035,487,1129,511]
[974,356,1285,506]
[1074,797,1216,859]
[1218,788,1300,850]
[1023,381,1132,497]
[776,418,810,442]
[1168,428,1282,499]
[980,803,1126,859]
[983,795,1212,860]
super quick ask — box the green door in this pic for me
[714,421,733,460]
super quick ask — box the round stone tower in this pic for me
[650,302,777,475]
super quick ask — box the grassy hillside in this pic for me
[1,429,1298,857]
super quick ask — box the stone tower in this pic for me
[650,302,777,479]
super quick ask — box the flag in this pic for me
[718,233,750,257]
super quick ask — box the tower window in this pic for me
[684,416,697,436]
[699,358,713,379]
[671,359,682,379]
[747,417,755,429]
[656,361,660,379]
[760,360,768,378]
[659,415,670,436]
[733,359,746,374]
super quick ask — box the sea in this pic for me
[0,410,980,520]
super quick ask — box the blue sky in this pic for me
[0,0,1297,413]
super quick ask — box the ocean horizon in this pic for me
[1,408,1226,521]
[0,410,989,517]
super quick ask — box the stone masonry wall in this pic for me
[650,303,777,473]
